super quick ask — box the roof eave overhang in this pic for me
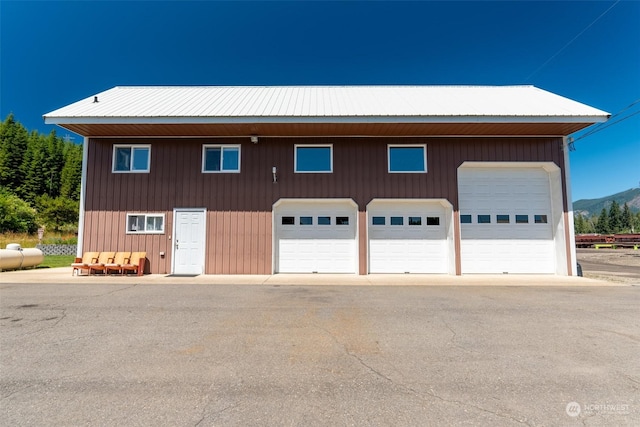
[44,116,608,138]
[44,115,609,125]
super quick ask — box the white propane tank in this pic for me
[0,244,44,271]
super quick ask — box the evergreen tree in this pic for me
[60,143,82,200]
[19,132,47,202]
[43,130,64,197]
[633,212,640,234]
[621,203,632,233]
[574,214,587,234]
[0,114,28,191]
[595,208,610,234]
[608,200,622,233]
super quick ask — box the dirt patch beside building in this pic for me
[577,248,640,284]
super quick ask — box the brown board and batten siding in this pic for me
[82,136,566,274]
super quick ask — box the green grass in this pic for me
[0,232,77,248]
[38,255,76,269]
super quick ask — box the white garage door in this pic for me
[368,201,449,273]
[275,200,357,273]
[458,167,555,274]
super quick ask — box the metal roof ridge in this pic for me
[109,84,538,89]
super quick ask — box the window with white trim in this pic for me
[295,145,333,173]
[126,213,165,234]
[388,145,427,173]
[113,145,151,173]
[202,145,241,173]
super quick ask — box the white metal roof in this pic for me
[43,85,609,125]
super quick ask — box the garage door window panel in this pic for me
[318,216,331,225]
[478,215,491,224]
[295,145,333,173]
[372,216,385,225]
[300,216,313,225]
[336,217,349,225]
[409,217,422,225]
[497,215,510,224]
[427,217,440,226]
[391,217,404,225]
[535,215,548,224]
[516,215,529,224]
[282,216,295,225]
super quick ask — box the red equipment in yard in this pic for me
[575,233,640,248]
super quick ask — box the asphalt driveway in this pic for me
[1,282,638,426]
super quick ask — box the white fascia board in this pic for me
[44,115,609,125]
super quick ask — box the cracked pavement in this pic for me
[1,282,638,426]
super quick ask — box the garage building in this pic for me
[44,85,609,276]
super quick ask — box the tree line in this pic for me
[0,114,82,234]
[574,200,640,234]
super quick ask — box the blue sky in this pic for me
[1,1,638,201]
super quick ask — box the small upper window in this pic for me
[426,217,440,226]
[300,216,313,225]
[203,145,240,173]
[388,145,427,173]
[126,213,164,234]
[113,145,150,173]
[409,217,422,226]
[460,215,472,224]
[516,215,529,224]
[295,145,332,173]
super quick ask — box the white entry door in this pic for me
[173,209,206,275]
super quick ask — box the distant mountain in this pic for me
[573,188,640,217]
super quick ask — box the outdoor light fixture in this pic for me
[251,136,259,144]
[272,166,277,183]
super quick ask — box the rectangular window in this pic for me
[478,215,491,224]
[390,216,404,226]
[388,145,427,173]
[372,216,385,225]
[460,215,472,224]
[427,217,440,226]
[535,215,548,224]
[409,217,422,226]
[336,216,349,225]
[300,216,313,225]
[295,145,332,173]
[202,145,240,173]
[113,145,150,173]
[126,213,164,234]
[318,216,331,225]
[516,215,529,224]
[497,215,510,224]
[282,216,295,225]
